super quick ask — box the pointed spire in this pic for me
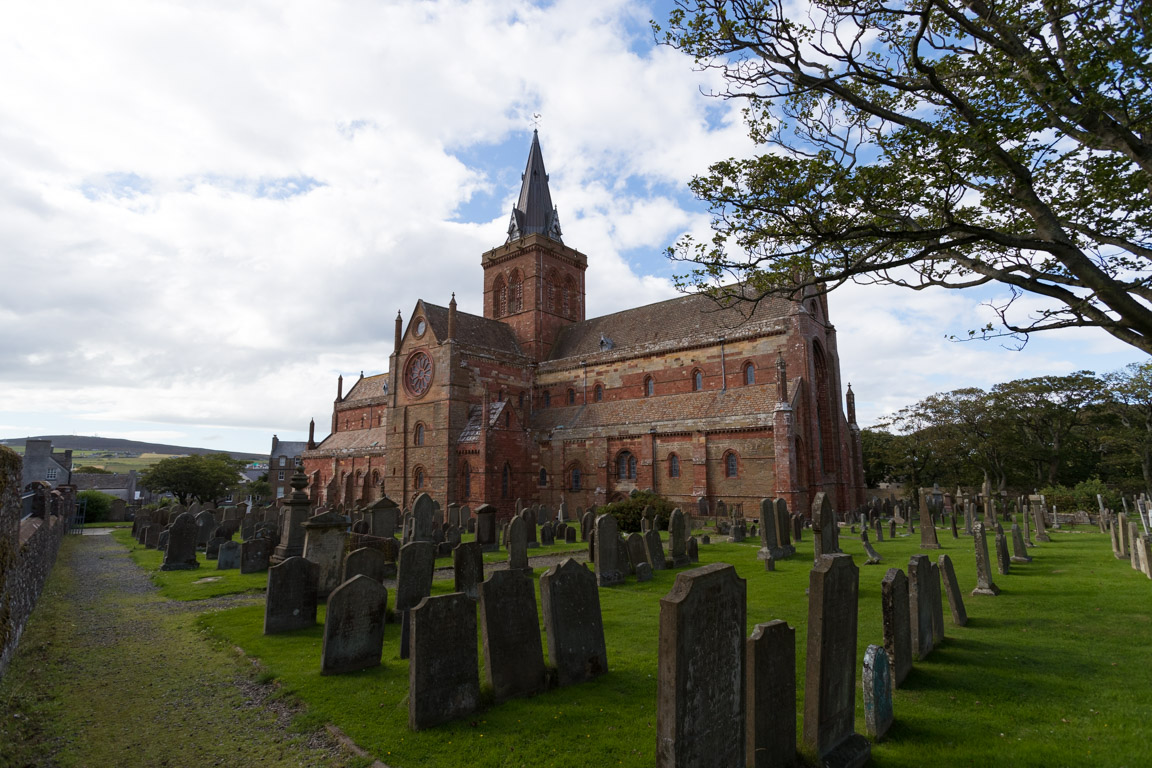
[448,293,457,340]
[307,418,316,450]
[775,352,788,403]
[846,383,857,426]
[507,130,563,243]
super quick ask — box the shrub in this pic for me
[600,490,677,533]
[78,490,117,523]
[1036,477,1121,513]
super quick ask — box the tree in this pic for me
[659,1,1152,353]
[1103,361,1152,496]
[78,490,115,523]
[139,453,245,505]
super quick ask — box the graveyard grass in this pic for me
[113,529,271,600]
[191,524,1152,768]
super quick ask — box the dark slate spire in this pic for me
[507,130,563,243]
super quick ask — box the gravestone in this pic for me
[625,532,648,572]
[365,495,400,538]
[994,523,1011,575]
[774,499,794,556]
[618,536,633,575]
[644,528,669,570]
[920,510,941,550]
[396,541,436,660]
[521,508,539,548]
[507,515,532,577]
[937,554,968,626]
[907,555,935,661]
[217,540,240,570]
[195,510,216,548]
[668,508,689,567]
[475,504,498,552]
[581,510,594,541]
[153,527,167,552]
[888,518,896,539]
[342,547,388,584]
[565,526,577,543]
[746,620,796,768]
[540,521,555,546]
[802,554,870,767]
[412,492,435,542]
[273,470,313,565]
[758,499,783,561]
[409,593,479,730]
[240,537,271,574]
[862,645,894,740]
[861,529,882,565]
[264,556,319,634]
[594,514,624,586]
[929,561,945,643]
[880,568,911,688]
[656,563,746,768]
[446,503,460,529]
[811,493,839,561]
[697,496,710,517]
[1131,523,1141,571]
[1011,523,1033,563]
[453,541,484,601]
[874,516,883,542]
[715,499,727,518]
[161,513,200,571]
[478,570,546,702]
[1032,500,1052,543]
[971,522,1000,596]
[240,513,257,542]
[320,575,387,675]
[302,510,350,597]
[540,558,608,686]
[636,561,653,582]
[686,536,699,563]
[205,536,228,560]
[727,519,747,543]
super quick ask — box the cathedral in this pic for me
[300,132,866,518]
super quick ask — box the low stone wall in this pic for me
[0,446,71,679]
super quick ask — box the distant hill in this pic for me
[0,435,265,462]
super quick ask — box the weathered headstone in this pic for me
[937,554,968,626]
[907,555,935,661]
[396,541,436,660]
[644,528,669,570]
[412,492,435,542]
[811,493,839,562]
[636,561,653,582]
[161,513,200,571]
[475,503,498,552]
[478,569,546,702]
[668,508,689,567]
[802,554,870,767]
[453,541,484,601]
[581,509,594,541]
[320,575,387,675]
[264,556,319,634]
[365,495,400,538]
[929,561,945,643]
[971,522,1000,596]
[522,508,539,548]
[1032,499,1051,543]
[994,523,1011,575]
[880,568,911,688]
[920,509,941,550]
[540,558,608,686]
[594,514,624,586]
[625,532,648,572]
[408,593,479,730]
[302,510,350,597]
[746,620,796,768]
[1010,523,1032,563]
[862,645,894,740]
[240,537,271,574]
[194,510,216,548]
[861,528,882,565]
[686,536,699,563]
[205,536,228,560]
[656,563,747,768]
[342,547,388,584]
[507,515,532,577]
[216,540,240,570]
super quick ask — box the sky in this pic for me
[0,0,1142,456]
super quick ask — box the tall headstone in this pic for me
[656,563,747,768]
[811,493,839,562]
[581,509,594,541]
[880,568,911,688]
[194,510,216,548]
[396,541,436,660]
[994,523,1011,575]
[1010,523,1033,563]
[625,532,648,572]
[758,499,781,561]
[264,556,319,634]
[540,558,608,686]
[907,555,935,661]
[408,593,479,730]
[1032,499,1052,543]
[453,541,484,601]
[937,554,968,626]
[161,513,200,571]
[862,645,894,740]
[746,620,797,768]
[478,570,546,702]
[302,510,350,597]
[412,492,435,542]
[216,540,240,570]
[475,503,498,552]
[240,537,272,574]
[320,575,387,675]
[774,499,794,555]
[644,528,669,570]
[594,514,624,586]
[802,554,870,767]
[669,508,689,567]
[507,515,532,576]
[929,561,945,643]
[920,509,941,550]
[521,508,539,548]
[971,522,1000,596]
[860,528,882,565]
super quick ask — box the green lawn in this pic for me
[182,524,1152,768]
[114,529,270,601]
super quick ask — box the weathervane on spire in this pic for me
[531,112,542,131]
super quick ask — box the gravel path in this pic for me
[0,534,356,768]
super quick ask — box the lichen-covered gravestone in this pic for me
[937,554,968,626]
[475,504,498,552]
[540,558,608,686]
[746,620,796,768]
[342,547,388,584]
[880,568,911,688]
[811,493,839,562]
[409,593,478,730]
[644,528,668,570]
[161,513,199,571]
[862,645,894,740]
[264,556,319,634]
[396,541,436,660]
[907,555,935,661]
[507,515,532,577]
[971,522,1001,596]
[453,540,484,601]
[1010,524,1033,563]
[478,569,546,702]
[656,563,747,768]
[320,574,387,675]
[802,554,870,768]
[240,537,271,574]
[668,508,689,567]
[594,514,624,586]
[217,540,240,570]
[302,510,350,597]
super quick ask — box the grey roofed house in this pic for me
[269,434,309,501]
[71,470,139,502]
[20,439,72,490]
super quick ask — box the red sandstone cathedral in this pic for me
[301,133,865,518]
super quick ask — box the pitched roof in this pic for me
[546,288,794,363]
[270,440,308,458]
[506,130,563,243]
[342,373,390,404]
[458,401,507,443]
[529,385,777,436]
[308,426,389,455]
[423,302,524,356]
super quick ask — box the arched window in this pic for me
[505,410,511,428]
[509,269,523,313]
[461,462,471,498]
[545,270,556,312]
[562,280,570,317]
[564,276,577,319]
[668,453,680,478]
[567,388,576,405]
[542,391,551,408]
[372,469,380,484]
[414,423,425,446]
[744,363,755,385]
[644,376,654,397]
[501,463,511,498]
[594,384,603,402]
[617,451,637,480]
[570,465,582,491]
[693,369,704,391]
[414,466,425,489]
[724,451,738,478]
[493,275,507,318]
[539,467,548,486]
[813,341,838,474]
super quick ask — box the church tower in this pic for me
[481,131,588,361]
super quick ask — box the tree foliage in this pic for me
[658,0,1152,353]
[139,453,245,505]
[78,490,116,523]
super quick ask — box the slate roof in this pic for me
[546,288,794,363]
[342,373,390,404]
[423,303,524,356]
[271,440,308,459]
[72,473,134,492]
[309,426,389,454]
[458,401,507,443]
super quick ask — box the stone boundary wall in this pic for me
[0,446,70,680]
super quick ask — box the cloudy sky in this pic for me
[0,0,1141,456]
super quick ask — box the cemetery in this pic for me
[43,480,1149,768]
